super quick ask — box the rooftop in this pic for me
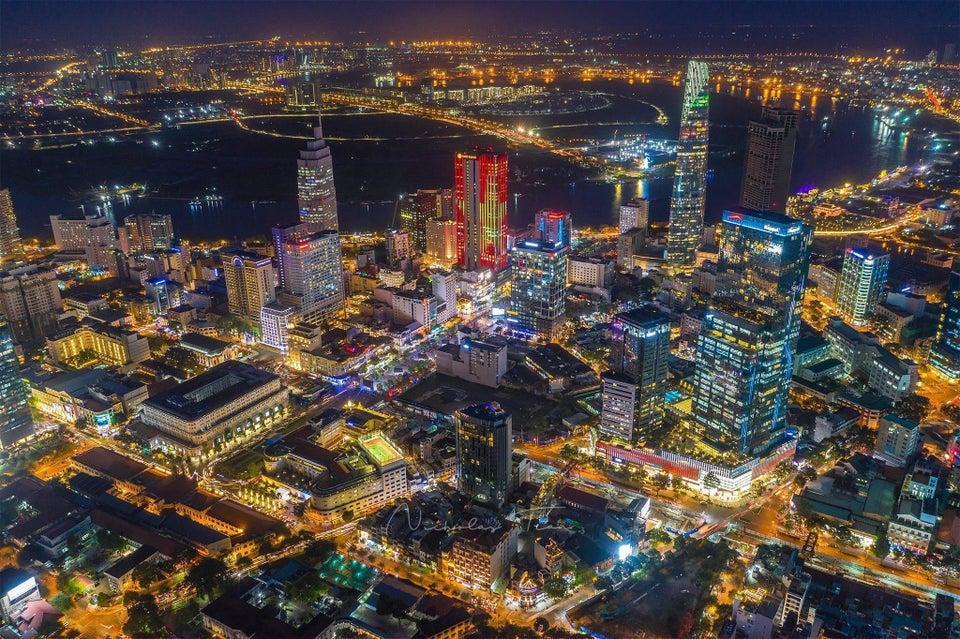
[144,360,279,421]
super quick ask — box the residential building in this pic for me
[386,228,412,266]
[619,197,649,234]
[740,107,798,213]
[400,188,451,252]
[824,318,917,401]
[275,229,344,321]
[455,403,512,507]
[0,319,33,449]
[124,213,174,252]
[425,219,457,265]
[0,265,62,343]
[568,256,613,289]
[431,269,458,323]
[837,247,889,326]
[455,151,508,272]
[617,228,644,270]
[667,60,710,271]
[297,114,338,231]
[221,250,275,322]
[509,238,568,340]
[874,413,920,467]
[0,190,21,262]
[444,524,518,591]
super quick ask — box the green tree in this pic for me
[651,473,670,494]
[703,472,720,491]
[122,593,165,639]
[186,557,228,599]
[542,575,569,600]
[872,531,891,559]
[892,395,931,424]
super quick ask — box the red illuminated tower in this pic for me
[454,150,508,272]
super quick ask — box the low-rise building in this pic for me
[179,333,237,368]
[888,498,939,554]
[874,413,921,468]
[434,338,507,388]
[442,522,518,591]
[46,317,150,369]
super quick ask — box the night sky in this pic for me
[2,0,957,53]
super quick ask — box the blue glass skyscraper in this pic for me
[931,263,960,380]
[0,319,33,449]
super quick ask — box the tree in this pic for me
[542,575,569,600]
[122,593,165,639]
[305,539,337,563]
[289,570,330,606]
[186,557,228,599]
[703,472,720,492]
[892,395,931,424]
[872,532,891,559]
[651,473,670,494]
[533,617,551,635]
[670,475,686,493]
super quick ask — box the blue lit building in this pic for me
[931,263,960,380]
[837,247,889,326]
[600,306,671,443]
[691,209,812,456]
[535,210,572,247]
[0,319,33,449]
[509,239,568,340]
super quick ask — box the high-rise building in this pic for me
[691,309,791,456]
[0,319,33,449]
[385,229,411,266]
[617,228,644,271]
[0,190,22,262]
[297,114,338,231]
[619,198,649,234]
[931,262,960,380]
[667,60,710,271]
[716,209,812,345]
[260,302,296,354]
[455,151,508,272]
[536,210,572,247]
[455,402,512,507]
[425,219,458,265]
[124,213,174,253]
[509,239,568,340]
[837,247,889,326]
[399,189,450,252]
[271,223,311,291]
[431,268,458,323]
[600,306,671,443]
[692,209,811,457]
[739,107,798,214]
[222,250,276,321]
[276,230,344,321]
[0,265,62,343]
[874,413,920,467]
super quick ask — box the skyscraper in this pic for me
[0,319,33,449]
[297,114,338,231]
[124,213,174,253]
[455,151,508,272]
[692,209,811,457]
[222,250,276,321]
[0,265,62,343]
[667,60,710,271]
[619,197,649,234]
[930,261,960,380]
[600,306,671,443]
[837,247,889,326]
[509,238,568,340]
[385,229,411,266]
[425,219,458,265]
[399,189,450,253]
[0,190,22,262]
[740,107,798,214]
[536,209,572,247]
[455,402,512,507]
[276,230,344,321]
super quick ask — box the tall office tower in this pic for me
[271,222,312,291]
[277,230,344,320]
[425,219,458,264]
[716,209,812,345]
[930,262,960,380]
[0,319,33,449]
[0,266,62,343]
[297,114,338,231]
[399,189,448,253]
[222,250,276,321]
[536,209,572,247]
[619,197,649,234]
[509,238,568,340]
[691,310,790,456]
[455,402,512,507]
[740,107,798,214]
[600,306,671,443]
[455,150,508,272]
[124,213,174,252]
[0,190,22,262]
[692,209,812,457]
[385,229,411,266]
[837,247,889,326]
[667,60,710,271]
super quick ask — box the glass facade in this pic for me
[931,265,960,380]
[297,116,339,232]
[509,239,568,340]
[455,403,512,507]
[667,60,710,270]
[0,319,33,449]
[837,247,889,326]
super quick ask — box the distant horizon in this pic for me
[2,0,957,53]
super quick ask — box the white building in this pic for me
[435,338,507,387]
[568,256,613,289]
[619,198,649,234]
[874,413,920,467]
[431,269,458,324]
[260,303,296,353]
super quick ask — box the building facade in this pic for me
[930,263,960,380]
[535,209,572,247]
[0,265,62,343]
[619,197,649,234]
[222,250,276,322]
[837,247,889,326]
[0,190,21,262]
[509,239,568,340]
[455,151,508,272]
[455,403,512,507]
[0,320,33,449]
[739,107,798,214]
[297,115,338,231]
[277,229,344,321]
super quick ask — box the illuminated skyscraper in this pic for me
[930,262,960,380]
[837,247,889,326]
[692,209,811,456]
[0,318,33,449]
[297,114,338,232]
[222,250,275,321]
[455,402,512,507]
[455,151,508,272]
[0,190,21,262]
[399,189,451,253]
[600,306,671,443]
[667,60,710,270]
[509,239,568,340]
[619,197,649,234]
[740,107,798,214]
[124,213,174,253]
[535,209,572,247]
[276,229,344,321]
